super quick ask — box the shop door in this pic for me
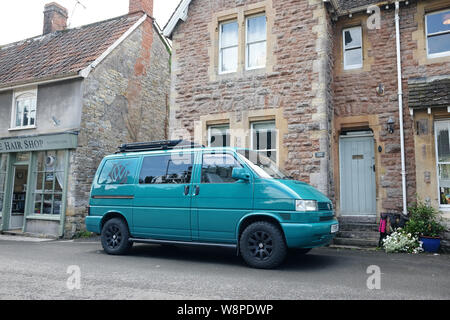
[339,133,376,216]
[9,165,28,230]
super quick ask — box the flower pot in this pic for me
[419,236,441,253]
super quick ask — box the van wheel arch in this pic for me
[237,215,287,251]
[100,212,130,232]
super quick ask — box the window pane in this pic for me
[201,153,243,184]
[428,33,450,55]
[16,101,23,127]
[247,15,266,43]
[252,121,277,151]
[439,164,450,205]
[247,42,267,69]
[221,46,238,73]
[34,194,43,214]
[209,125,230,147]
[23,104,29,127]
[35,172,44,193]
[436,122,450,162]
[221,21,238,47]
[344,27,362,49]
[344,48,363,68]
[16,153,30,162]
[139,154,193,185]
[43,194,52,214]
[98,158,138,185]
[53,194,62,215]
[427,11,450,34]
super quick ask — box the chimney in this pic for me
[129,0,153,17]
[43,2,68,34]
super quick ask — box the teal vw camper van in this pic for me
[86,140,338,269]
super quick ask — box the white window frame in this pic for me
[208,124,230,147]
[343,26,363,70]
[218,20,239,75]
[245,13,267,71]
[250,120,278,164]
[434,119,450,210]
[10,87,37,130]
[425,8,450,59]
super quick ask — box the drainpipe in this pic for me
[395,1,408,216]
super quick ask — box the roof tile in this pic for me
[0,13,143,88]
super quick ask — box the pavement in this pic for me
[0,234,449,300]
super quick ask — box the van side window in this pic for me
[139,154,193,184]
[201,153,243,184]
[98,158,138,185]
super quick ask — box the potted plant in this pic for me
[405,201,446,253]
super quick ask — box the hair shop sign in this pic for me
[0,133,78,153]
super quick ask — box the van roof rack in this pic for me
[117,140,204,153]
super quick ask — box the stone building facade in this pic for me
[0,0,170,238]
[164,0,450,247]
[166,0,334,196]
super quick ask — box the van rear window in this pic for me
[98,158,138,185]
[139,154,193,184]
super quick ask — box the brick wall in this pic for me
[64,19,170,238]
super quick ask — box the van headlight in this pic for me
[295,200,318,212]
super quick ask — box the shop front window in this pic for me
[33,151,65,215]
[0,154,7,217]
[435,121,450,206]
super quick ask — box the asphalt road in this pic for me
[0,235,449,300]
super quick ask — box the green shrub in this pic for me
[405,201,446,238]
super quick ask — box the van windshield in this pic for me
[237,150,289,180]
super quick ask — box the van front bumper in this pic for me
[281,219,339,248]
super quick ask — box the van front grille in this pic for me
[318,202,333,211]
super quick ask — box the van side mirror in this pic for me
[232,168,251,181]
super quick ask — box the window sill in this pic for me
[26,215,61,221]
[217,67,267,79]
[343,65,363,71]
[9,126,37,132]
[427,52,450,60]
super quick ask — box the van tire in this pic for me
[101,218,133,255]
[239,221,287,269]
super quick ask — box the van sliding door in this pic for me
[133,152,194,241]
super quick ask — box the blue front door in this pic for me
[339,134,376,216]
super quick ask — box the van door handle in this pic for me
[193,186,200,196]
[184,185,190,196]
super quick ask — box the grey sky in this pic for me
[0,0,180,45]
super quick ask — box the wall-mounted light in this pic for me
[387,117,395,134]
[376,83,385,95]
